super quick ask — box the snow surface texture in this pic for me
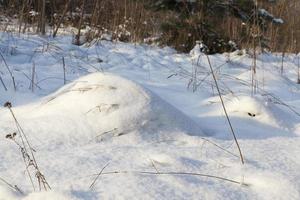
[0,33,300,199]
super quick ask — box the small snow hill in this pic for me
[0,73,203,145]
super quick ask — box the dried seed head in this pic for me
[248,112,256,117]
[6,132,17,139]
[4,102,12,108]
[5,134,12,139]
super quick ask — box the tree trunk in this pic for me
[38,0,46,35]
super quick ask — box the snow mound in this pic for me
[0,185,76,200]
[226,95,299,132]
[225,96,278,127]
[22,191,76,200]
[0,73,202,145]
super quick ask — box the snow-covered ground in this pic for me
[0,32,299,199]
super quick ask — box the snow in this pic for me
[272,18,284,24]
[0,185,77,200]
[0,32,300,199]
[258,9,284,24]
[0,185,20,200]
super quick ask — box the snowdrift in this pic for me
[0,73,202,145]
[0,184,76,200]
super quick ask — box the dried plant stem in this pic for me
[281,52,284,74]
[8,107,37,191]
[297,55,300,84]
[19,145,36,191]
[150,159,160,173]
[89,162,110,189]
[0,52,16,91]
[91,170,249,187]
[200,137,239,159]
[5,103,51,191]
[62,57,66,85]
[252,44,257,95]
[31,62,35,92]
[206,55,245,165]
[252,1,259,95]
[0,176,24,195]
[0,75,7,91]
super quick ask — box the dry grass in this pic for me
[0,0,298,53]
[4,102,51,192]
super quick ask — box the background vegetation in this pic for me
[0,0,299,53]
